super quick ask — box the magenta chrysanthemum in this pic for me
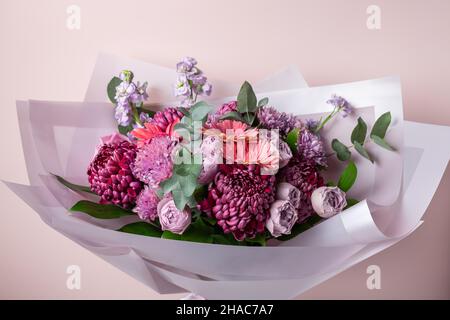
[132,136,176,187]
[257,106,303,135]
[297,129,327,167]
[133,186,160,221]
[281,157,324,222]
[151,107,184,132]
[87,141,142,209]
[200,164,276,241]
[205,101,237,128]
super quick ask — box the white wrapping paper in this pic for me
[3,54,450,299]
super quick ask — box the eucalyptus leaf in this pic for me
[331,139,351,161]
[219,111,245,122]
[118,222,162,237]
[354,141,373,163]
[338,161,358,192]
[351,117,367,145]
[371,135,396,151]
[257,97,269,107]
[242,112,256,125]
[172,189,189,210]
[178,174,198,197]
[237,81,257,113]
[371,112,391,139]
[159,176,179,194]
[70,200,133,219]
[190,101,212,121]
[53,174,93,194]
[107,76,122,104]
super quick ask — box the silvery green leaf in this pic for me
[351,117,367,145]
[190,101,212,121]
[331,138,351,161]
[258,97,269,107]
[237,81,257,113]
[371,135,396,151]
[354,141,373,163]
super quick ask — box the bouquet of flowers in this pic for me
[58,57,396,246]
[4,54,449,299]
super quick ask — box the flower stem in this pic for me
[314,106,342,133]
[131,104,142,127]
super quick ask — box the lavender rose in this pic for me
[311,186,347,218]
[276,182,301,208]
[266,200,298,237]
[157,197,191,234]
[278,140,293,168]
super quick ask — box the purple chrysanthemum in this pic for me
[257,106,303,135]
[87,141,142,209]
[133,186,160,221]
[200,164,276,241]
[297,129,327,167]
[132,136,176,187]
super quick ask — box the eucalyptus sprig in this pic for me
[159,101,213,210]
[220,81,268,126]
[331,112,395,163]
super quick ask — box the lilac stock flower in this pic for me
[305,118,320,132]
[115,102,132,126]
[174,74,191,98]
[174,57,212,105]
[176,57,197,73]
[326,94,353,117]
[130,81,149,105]
[115,81,136,103]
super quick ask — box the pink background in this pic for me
[1,0,449,299]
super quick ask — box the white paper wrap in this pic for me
[3,53,450,299]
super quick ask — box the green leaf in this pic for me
[118,124,133,135]
[286,128,300,153]
[219,111,245,122]
[354,141,373,163]
[326,181,336,187]
[371,112,391,139]
[70,200,133,219]
[193,185,208,202]
[331,139,351,161]
[172,189,189,210]
[53,174,93,194]
[178,174,198,197]
[190,101,212,121]
[118,222,162,237]
[351,117,367,145]
[245,234,267,246]
[107,76,122,104]
[237,81,257,113]
[371,135,396,151]
[161,230,183,240]
[242,112,256,125]
[278,215,322,241]
[258,97,269,107]
[345,198,360,209]
[181,218,214,243]
[338,161,358,192]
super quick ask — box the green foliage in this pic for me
[70,200,133,219]
[338,161,357,192]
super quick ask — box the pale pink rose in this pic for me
[157,197,191,234]
[266,200,298,237]
[311,186,347,218]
